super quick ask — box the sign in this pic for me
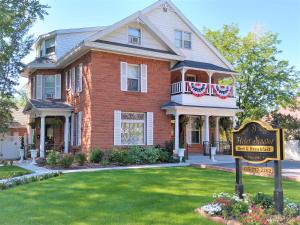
[232,121,284,164]
[232,120,285,214]
[243,166,273,176]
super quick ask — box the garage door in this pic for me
[0,135,21,160]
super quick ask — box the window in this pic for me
[128,28,141,45]
[175,30,182,48]
[45,38,55,54]
[43,75,55,99]
[191,116,202,144]
[175,30,191,49]
[121,112,145,145]
[75,65,80,92]
[127,64,140,92]
[186,74,196,82]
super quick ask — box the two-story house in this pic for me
[22,0,241,158]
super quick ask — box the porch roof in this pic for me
[161,101,240,110]
[23,99,73,113]
[171,60,236,73]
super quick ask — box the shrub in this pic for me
[158,149,170,162]
[251,192,274,209]
[164,140,174,156]
[142,147,160,164]
[36,158,47,166]
[46,150,60,166]
[58,154,74,168]
[74,152,86,166]
[100,159,110,166]
[88,148,104,163]
[110,149,129,165]
[127,146,144,164]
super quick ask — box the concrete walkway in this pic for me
[0,161,57,184]
[187,154,234,165]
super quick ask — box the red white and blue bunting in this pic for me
[212,84,232,99]
[188,82,209,97]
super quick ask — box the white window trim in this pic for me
[175,29,192,50]
[128,26,142,46]
[44,37,56,56]
[186,74,196,82]
[43,75,56,99]
[121,112,146,146]
[127,64,141,92]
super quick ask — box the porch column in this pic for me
[64,115,70,153]
[232,116,238,129]
[181,68,187,93]
[28,126,33,145]
[40,115,45,158]
[204,115,210,143]
[208,72,213,95]
[174,113,180,154]
[215,117,220,150]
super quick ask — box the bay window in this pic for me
[121,112,145,145]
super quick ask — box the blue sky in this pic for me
[21,0,300,86]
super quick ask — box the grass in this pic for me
[0,167,299,225]
[0,165,31,179]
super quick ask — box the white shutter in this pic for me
[78,63,83,92]
[186,116,192,144]
[120,62,127,91]
[70,113,74,146]
[65,71,68,90]
[77,112,82,146]
[141,64,147,93]
[114,110,122,145]
[32,77,36,99]
[68,69,72,90]
[146,112,153,145]
[71,67,75,93]
[36,75,43,99]
[55,74,61,99]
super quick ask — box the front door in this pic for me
[45,124,54,151]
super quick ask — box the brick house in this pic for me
[22,0,241,158]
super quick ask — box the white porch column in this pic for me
[181,68,187,93]
[208,72,213,95]
[64,115,70,153]
[204,115,210,143]
[28,126,33,145]
[215,117,220,150]
[174,113,180,154]
[232,116,238,129]
[40,116,46,158]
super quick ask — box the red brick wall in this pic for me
[88,51,172,150]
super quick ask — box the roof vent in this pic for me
[163,3,168,12]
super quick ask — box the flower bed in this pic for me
[0,172,62,191]
[41,145,178,170]
[197,192,300,225]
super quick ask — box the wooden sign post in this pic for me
[232,121,285,213]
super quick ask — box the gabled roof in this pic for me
[171,60,237,74]
[85,11,183,56]
[142,0,234,70]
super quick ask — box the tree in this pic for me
[0,0,48,132]
[203,24,300,123]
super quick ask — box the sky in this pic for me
[20,0,300,87]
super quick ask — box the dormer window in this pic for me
[45,38,55,55]
[128,28,141,45]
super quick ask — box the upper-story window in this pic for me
[44,75,55,99]
[45,38,55,55]
[128,27,141,45]
[175,30,191,49]
[127,64,140,92]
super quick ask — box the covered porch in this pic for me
[162,102,241,157]
[23,99,73,158]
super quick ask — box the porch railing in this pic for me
[202,141,232,156]
[170,81,235,97]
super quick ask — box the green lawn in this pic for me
[0,167,299,225]
[0,165,31,179]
